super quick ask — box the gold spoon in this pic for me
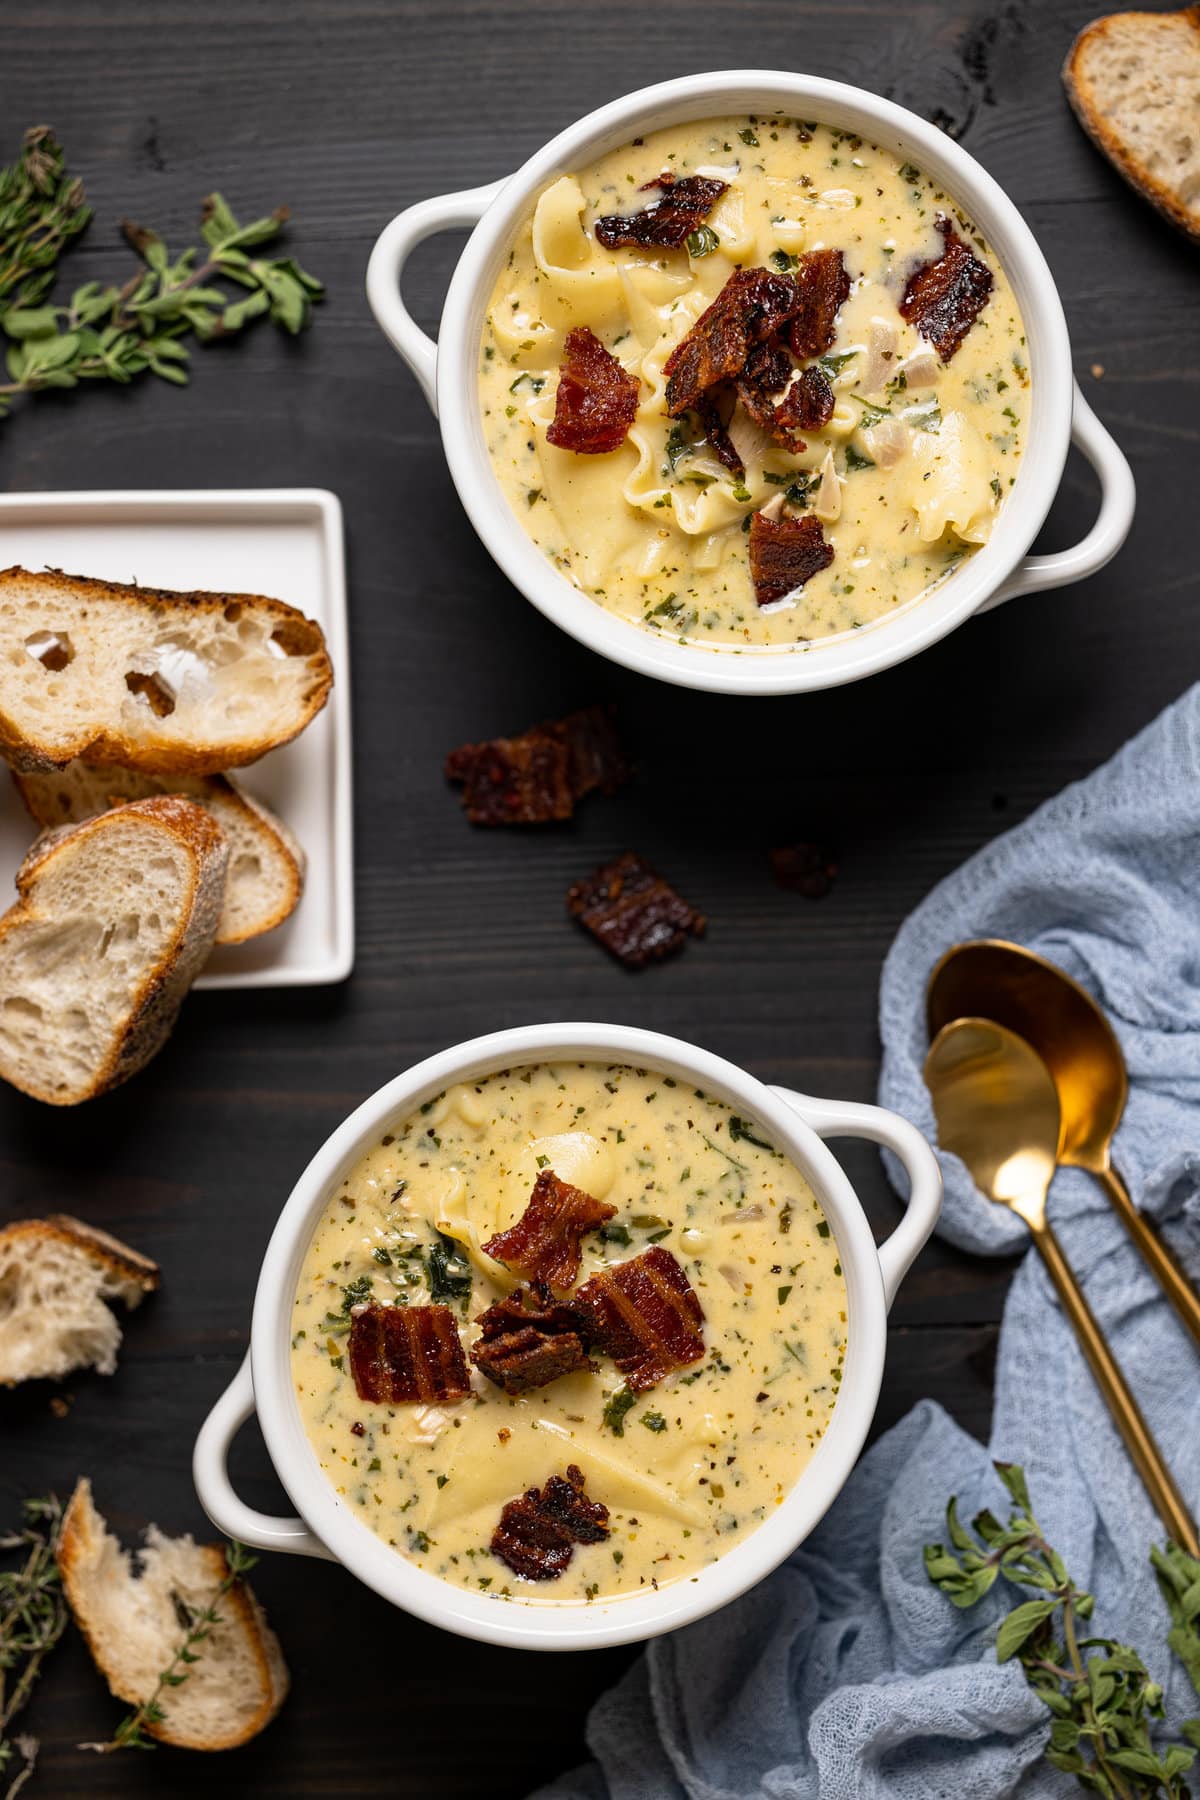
[925,1015,1199,1555]
[928,938,1200,1352]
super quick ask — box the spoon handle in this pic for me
[1094,1163,1200,1353]
[1032,1219,1199,1557]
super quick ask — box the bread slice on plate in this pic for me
[0,565,333,775]
[1064,8,1200,241]
[0,795,228,1105]
[0,1214,158,1385]
[14,762,305,945]
[58,1479,289,1751]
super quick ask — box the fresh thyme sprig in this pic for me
[0,1496,68,1800]
[0,127,322,420]
[925,1462,1200,1798]
[85,1539,258,1753]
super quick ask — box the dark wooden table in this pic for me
[2,2,1196,1792]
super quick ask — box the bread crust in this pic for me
[0,796,229,1105]
[0,565,333,775]
[57,1479,289,1751]
[1063,8,1200,242]
[13,767,306,945]
[0,1214,160,1294]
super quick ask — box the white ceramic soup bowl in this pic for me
[194,1022,941,1651]
[366,68,1134,697]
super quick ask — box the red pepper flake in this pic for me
[566,851,705,970]
[786,249,852,360]
[491,1464,610,1580]
[770,842,838,898]
[482,1170,616,1292]
[573,1247,705,1391]
[594,175,728,250]
[546,326,640,454]
[749,511,834,607]
[899,217,994,362]
[663,267,805,417]
[444,704,630,826]
[348,1303,470,1404]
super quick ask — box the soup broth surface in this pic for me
[479,115,1028,649]
[292,1063,847,1604]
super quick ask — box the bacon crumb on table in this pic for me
[769,842,838,898]
[491,1465,610,1580]
[482,1170,616,1291]
[348,1303,470,1404]
[546,325,640,454]
[444,704,629,826]
[748,511,834,607]
[899,217,994,362]
[572,1246,705,1391]
[566,851,706,969]
[471,1281,595,1393]
[594,174,727,250]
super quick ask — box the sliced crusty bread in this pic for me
[1064,8,1200,241]
[0,566,333,775]
[0,795,228,1105]
[14,763,305,946]
[58,1479,289,1751]
[0,1214,159,1386]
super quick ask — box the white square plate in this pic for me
[0,488,353,988]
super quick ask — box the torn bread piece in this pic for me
[0,1215,158,1386]
[15,763,304,945]
[57,1479,288,1751]
[1064,8,1200,242]
[0,565,332,775]
[0,796,228,1105]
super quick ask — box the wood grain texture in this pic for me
[0,0,1195,1792]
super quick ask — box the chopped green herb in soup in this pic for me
[292,1063,847,1603]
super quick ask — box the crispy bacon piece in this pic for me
[471,1281,595,1394]
[472,1325,592,1393]
[573,1246,705,1391]
[775,364,836,434]
[491,1465,610,1581]
[567,851,705,969]
[546,326,639,454]
[786,249,852,360]
[445,704,630,826]
[736,337,806,452]
[900,217,994,362]
[694,392,744,477]
[482,1170,616,1292]
[749,511,834,607]
[594,175,728,250]
[348,1303,470,1404]
[663,268,804,417]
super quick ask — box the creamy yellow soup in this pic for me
[292,1063,847,1605]
[479,115,1028,649]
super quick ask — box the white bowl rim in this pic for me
[434,68,1073,695]
[246,1022,899,1651]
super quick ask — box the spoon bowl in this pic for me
[924,1015,1198,1554]
[927,938,1200,1350]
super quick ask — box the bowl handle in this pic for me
[193,1352,335,1559]
[768,1089,942,1311]
[977,380,1135,612]
[365,180,507,415]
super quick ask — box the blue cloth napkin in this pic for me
[533,684,1200,1800]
